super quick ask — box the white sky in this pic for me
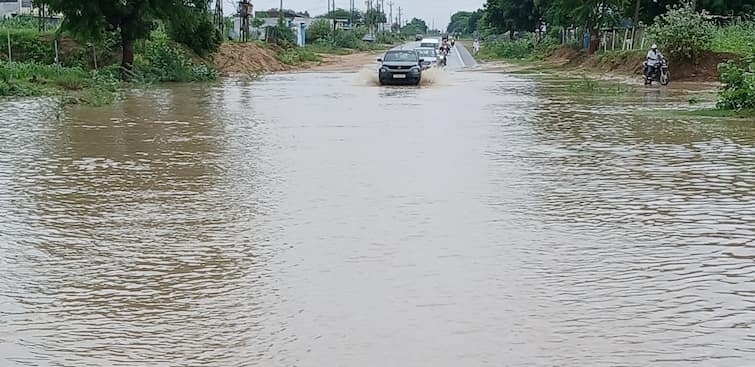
[219,0,484,30]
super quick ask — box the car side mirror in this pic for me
[377,58,382,62]
[418,58,425,64]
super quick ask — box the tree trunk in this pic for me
[588,30,599,54]
[121,31,135,81]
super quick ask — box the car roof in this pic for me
[420,39,440,43]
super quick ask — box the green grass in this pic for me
[0,62,122,106]
[711,21,755,56]
[565,76,637,95]
[650,108,755,120]
[305,44,354,55]
[275,46,321,66]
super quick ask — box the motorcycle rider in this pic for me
[645,44,664,78]
[473,39,480,54]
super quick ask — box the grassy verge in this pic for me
[0,63,121,106]
[651,108,755,120]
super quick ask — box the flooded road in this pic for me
[1,65,754,366]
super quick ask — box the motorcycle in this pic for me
[438,47,450,67]
[438,52,447,67]
[643,58,670,86]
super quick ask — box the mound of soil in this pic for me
[545,46,739,82]
[213,42,290,75]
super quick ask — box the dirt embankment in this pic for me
[544,46,738,82]
[212,42,379,76]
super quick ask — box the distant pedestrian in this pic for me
[473,39,480,55]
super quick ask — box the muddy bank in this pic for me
[213,42,380,76]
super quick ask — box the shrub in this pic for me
[306,18,332,44]
[648,1,714,62]
[711,20,755,56]
[716,55,755,110]
[266,24,296,46]
[135,35,217,82]
[275,46,320,65]
[478,39,533,60]
[167,15,222,57]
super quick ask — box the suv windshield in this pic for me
[384,51,418,62]
[415,48,436,58]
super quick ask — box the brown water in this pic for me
[1,70,754,367]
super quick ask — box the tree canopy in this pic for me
[36,0,213,77]
[401,18,428,36]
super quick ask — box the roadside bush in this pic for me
[167,15,222,57]
[0,29,56,64]
[711,20,755,56]
[135,36,217,82]
[478,39,533,60]
[266,24,296,46]
[275,46,320,65]
[716,55,755,110]
[648,1,714,62]
[306,18,332,44]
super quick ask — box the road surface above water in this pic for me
[0,42,754,367]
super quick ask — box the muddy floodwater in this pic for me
[1,67,754,367]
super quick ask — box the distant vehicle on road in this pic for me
[377,50,425,86]
[419,39,440,49]
[414,47,438,69]
[415,34,423,41]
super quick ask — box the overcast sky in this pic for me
[221,0,484,30]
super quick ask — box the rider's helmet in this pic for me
[651,44,658,50]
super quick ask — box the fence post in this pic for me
[612,29,616,50]
[54,39,59,65]
[6,30,11,81]
[92,45,98,69]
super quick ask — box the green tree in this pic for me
[538,0,629,53]
[648,1,714,61]
[166,1,222,57]
[447,11,473,34]
[37,0,208,78]
[482,0,539,38]
[364,8,387,25]
[306,18,332,43]
[400,18,428,36]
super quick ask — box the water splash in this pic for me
[353,67,449,87]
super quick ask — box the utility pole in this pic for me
[397,6,402,31]
[388,1,393,32]
[214,0,224,35]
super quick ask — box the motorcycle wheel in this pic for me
[660,71,670,86]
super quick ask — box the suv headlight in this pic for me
[380,67,388,73]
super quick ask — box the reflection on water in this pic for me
[0,71,754,367]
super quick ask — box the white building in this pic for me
[0,0,32,18]
[229,9,312,47]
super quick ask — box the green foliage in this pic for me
[400,18,428,36]
[275,46,320,65]
[135,35,217,82]
[0,62,121,105]
[364,9,387,25]
[717,55,755,110]
[538,0,629,32]
[447,11,474,34]
[482,0,539,34]
[478,39,534,59]
[566,76,637,95]
[0,15,41,30]
[306,19,333,44]
[166,8,222,56]
[265,24,296,46]
[0,29,55,64]
[648,2,715,61]
[711,21,755,56]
